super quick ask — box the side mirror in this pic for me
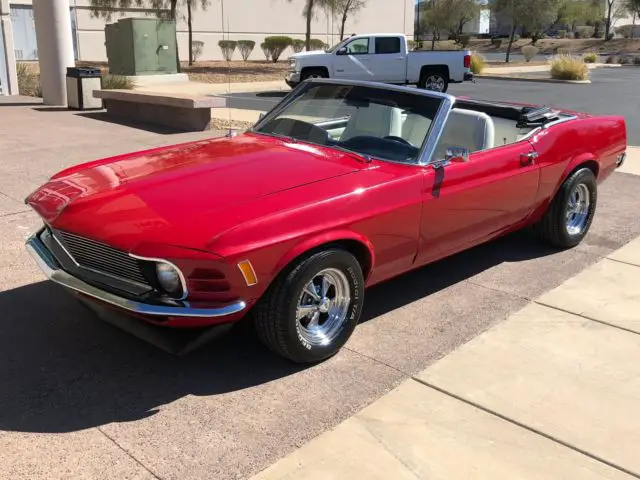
[445,146,470,163]
[336,47,348,56]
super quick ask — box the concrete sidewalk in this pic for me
[254,236,640,479]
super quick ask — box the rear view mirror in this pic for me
[445,146,470,163]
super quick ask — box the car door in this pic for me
[333,37,373,81]
[416,141,540,264]
[371,36,406,84]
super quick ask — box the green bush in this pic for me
[491,37,502,48]
[522,45,539,62]
[619,55,632,64]
[574,26,595,39]
[237,40,255,61]
[606,33,614,40]
[309,38,327,51]
[557,29,567,38]
[263,36,293,62]
[101,74,134,90]
[292,39,305,53]
[583,52,598,63]
[513,34,520,41]
[549,55,589,80]
[218,40,237,61]
[470,54,485,74]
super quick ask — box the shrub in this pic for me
[101,74,134,90]
[605,54,619,64]
[513,34,520,41]
[556,47,573,55]
[263,36,292,62]
[309,38,327,51]
[634,56,640,65]
[292,39,305,53]
[458,34,471,47]
[407,40,417,51]
[522,45,539,62]
[470,53,485,74]
[261,42,271,61]
[237,40,256,61]
[17,62,41,96]
[191,40,204,63]
[574,26,595,39]
[557,29,567,38]
[583,52,598,63]
[616,25,635,38]
[606,33,614,40]
[491,37,502,48]
[218,40,237,61]
[619,55,632,64]
[549,55,589,80]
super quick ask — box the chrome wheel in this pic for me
[425,75,445,92]
[566,183,590,235]
[296,268,351,347]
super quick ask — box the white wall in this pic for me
[65,0,414,61]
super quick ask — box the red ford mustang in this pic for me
[25,79,627,363]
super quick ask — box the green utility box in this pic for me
[105,18,178,76]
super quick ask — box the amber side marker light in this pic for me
[238,260,258,286]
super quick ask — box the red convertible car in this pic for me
[25,79,627,363]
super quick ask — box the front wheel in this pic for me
[418,70,449,93]
[301,68,329,82]
[533,167,597,248]
[254,249,364,363]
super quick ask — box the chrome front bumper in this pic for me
[26,232,247,318]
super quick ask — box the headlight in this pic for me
[290,58,297,69]
[156,262,182,294]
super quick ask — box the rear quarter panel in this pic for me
[527,115,626,223]
[406,50,470,83]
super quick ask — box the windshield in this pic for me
[253,83,443,164]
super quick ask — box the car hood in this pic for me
[26,133,362,252]
[291,50,328,60]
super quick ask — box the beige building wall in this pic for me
[12,0,415,62]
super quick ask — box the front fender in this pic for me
[273,229,375,280]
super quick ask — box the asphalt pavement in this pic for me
[221,67,640,145]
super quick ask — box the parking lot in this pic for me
[1,72,640,479]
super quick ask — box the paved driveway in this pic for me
[223,67,640,145]
[1,98,639,479]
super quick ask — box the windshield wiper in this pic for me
[251,130,297,143]
[329,144,372,163]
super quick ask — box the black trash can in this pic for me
[66,67,103,110]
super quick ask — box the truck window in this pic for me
[345,37,369,55]
[374,37,401,54]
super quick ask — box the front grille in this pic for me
[53,229,149,286]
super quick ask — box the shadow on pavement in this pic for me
[255,91,288,98]
[75,111,186,134]
[0,230,558,434]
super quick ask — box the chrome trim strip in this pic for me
[26,233,246,318]
[129,253,189,301]
[419,95,455,166]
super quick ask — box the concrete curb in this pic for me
[477,75,591,84]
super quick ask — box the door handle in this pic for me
[520,151,538,166]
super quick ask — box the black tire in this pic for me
[533,167,597,248]
[254,249,364,363]
[301,68,329,82]
[418,69,449,92]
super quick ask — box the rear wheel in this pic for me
[418,69,449,92]
[533,167,597,248]
[301,68,328,82]
[254,249,364,363]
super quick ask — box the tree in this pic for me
[490,0,559,62]
[557,0,603,33]
[334,0,368,41]
[419,0,460,50]
[288,0,334,51]
[626,0,640,36]
[453,0,481,36]
[186,0,210,65]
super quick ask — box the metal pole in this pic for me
[33,0,75,105]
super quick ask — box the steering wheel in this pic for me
[383,136,413,147]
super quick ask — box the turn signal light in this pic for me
[237,260,258,286]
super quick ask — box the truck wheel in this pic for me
[533,167,597,248]
[419,70,449,93]
[253,249,364,363]
[301,69,328,82]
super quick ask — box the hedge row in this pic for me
[216,37,328,63]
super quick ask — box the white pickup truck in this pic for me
[285,33,474,93]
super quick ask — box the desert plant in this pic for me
[309,38,327,51]
[458,34,471,47]
[101,74,134,90]
[191,40,204,63]
[619,55,632,64]
[522,45,539,62]
[292,39,306,53]
[218,40,237,61]
[513,34,520,42]
[263,36,292,62]
[16,62,41,96]
[407,40,417,51]
[557,29,567,38]
[616,25,634,38]
[237,40,256,61]
[491,37,502,48]
[470,53,485,74]
[574,26,595,39]
[634,56,640,65]
[583,52,598,63]
[261,42,271,60]
[549,55,589,80]
[605,55,619,64]
[606,33,614,40]
[556,47,573,55]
